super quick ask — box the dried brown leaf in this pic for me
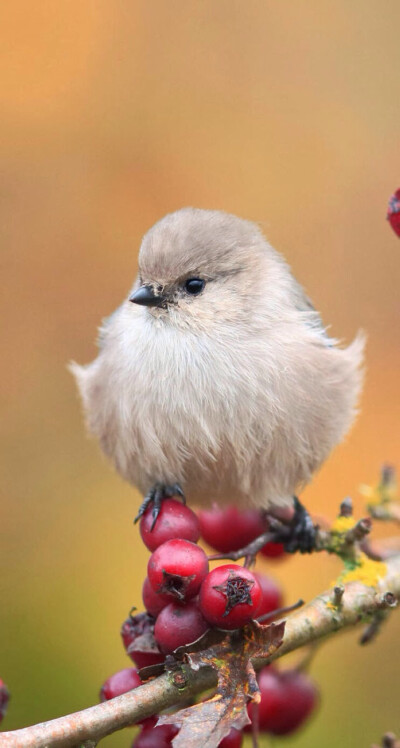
[159,620,285,748]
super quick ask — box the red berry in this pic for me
[100,668,153,727]
[140,499,200,551]
[154,601,209,654]
[387,188,400,237]
[132,723,179,747]
[142,577,171,618]
[219,728,243,747]
[100,667,142,701]
[0,679,10,723]
[260,541,286,559]
[120,611,165,668]
[121,611,150,651]
[147,539,209,602]
[247,666,318,735]
[253,572,283,618]
[199,564,262,630]
[198,504,266,553]
[128,647,164,670]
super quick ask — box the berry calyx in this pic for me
[120,611,165,668]
[214,572,254,614]
[140,498,200,551]
[198,505,266,553]
[154,600,209,654]
[247,666,318,735]
[147,539,209,601]
[199,564,262,629]
[142,577,171,618]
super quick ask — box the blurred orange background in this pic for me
[1,2,400,746]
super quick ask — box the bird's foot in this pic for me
[134,482,185,529]
[277,497,317,554]
[209,498,317,565]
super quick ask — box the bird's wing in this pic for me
[294,284,336,346]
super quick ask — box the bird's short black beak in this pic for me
[129,285,165,307]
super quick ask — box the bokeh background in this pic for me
[1,2,400,746]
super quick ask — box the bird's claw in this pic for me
[134,482,185,529]
[280,497,317,554]
[208,498,316,564]
[165,483,186,504]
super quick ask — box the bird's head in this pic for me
[129,208,276,331]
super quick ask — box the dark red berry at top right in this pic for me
[387,188,400,237]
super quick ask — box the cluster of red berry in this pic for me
[100,499,317,746]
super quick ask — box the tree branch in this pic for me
[1,554,399,748]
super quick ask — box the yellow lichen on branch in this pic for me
[339,555,387,587]
[360,465,400,523]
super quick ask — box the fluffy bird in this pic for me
[71,208,363,541]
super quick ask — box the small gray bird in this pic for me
[71,208,363,546]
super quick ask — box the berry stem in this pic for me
[208,530,278,566]
[256,598,304,624]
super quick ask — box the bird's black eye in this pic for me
[185,278,205,295]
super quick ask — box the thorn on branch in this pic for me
[360,616,383,645]
[344,517,372,545]
[332,585,344,607]
[359,538,385,561]
[381,465,396,487]
[377,592,398,609]
[360,592,397,646]
[340,497,353,517]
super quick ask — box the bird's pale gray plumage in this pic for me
[71,208,364,511]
